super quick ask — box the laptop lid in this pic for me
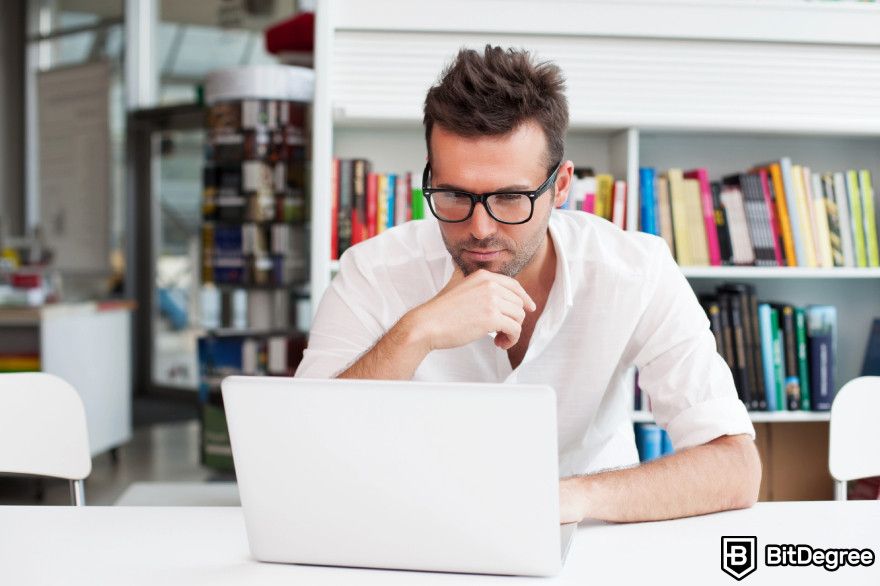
[222,376,563,576]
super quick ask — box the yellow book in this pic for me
[809,172,834,268]
[766,163,797,267]
[666,169,692,265]
[683,178,710,266]
[791,165,818,268]
[377,174,388,233]
[859,170,879,267]
[595,174,614,220]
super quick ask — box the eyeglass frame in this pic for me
[421,160,564,225]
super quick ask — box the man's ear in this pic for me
[553,160,575,208]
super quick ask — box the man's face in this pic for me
[428,121,571,277]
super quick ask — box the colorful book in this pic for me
[595,174,614,220]
[770,306,786,411]
[719,182,755,265]
[656,176,675,257]
[845,170,868,268]
[738,172,777,267]
[683,178,710,265]
[639,167,657,235]
[667,169,693,265]
[330,158,340,260]
[794,307,811,411]
[833,171,855,267]
[711,181,734,265]
[821,173,845,267]
[800,165,823,268]
[810,172,834,269]
[612,180,627,229]
[366,171,378,238]
[791,164,818,267]
[779,304,801,411]
[778,158,808,266]
[684,168,721,266]
[757,169,784,266]
[859,170,879,267]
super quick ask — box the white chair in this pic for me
[828,376,880,501]
[0,372,92,505]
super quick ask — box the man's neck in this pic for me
[515,229,557,309]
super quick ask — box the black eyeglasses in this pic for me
[421,161,562,225]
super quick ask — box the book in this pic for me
[721,283,765,411]
[778,304,801,411]
[719,182,755,266]
[366,172,378,238]
[794,307,811,412]
[859,170,879,267]
[351,159,369,246]
[861,318,880,376]
[770,306,786,411]
[799,165,822,268]
[738,172,777,267]
[684,168,721,266]
[635,423,663,462]
[722,289,752,408]
[821,173,845,267]
[377,174,388,233]
[806,168,833,268]
[612,180,627,229]
[758,162,797,267]
[711,181,734,265]
[337,159,353,257]
[656,176,675,257]
[791,164,818,267]
[386,174,397,230]
[756,169,785,266]
[639,167,657,235]
[779,158,810,267]
[683,178,710,265]
[411,187,425,220]
[846,170,868,268]
[807,306,838,411]
[757,303,779,411]
[667,169,693,265]
[595,174,614,220]
[832,172,856,267]
[701,296,726,359]
[330,158,339,260]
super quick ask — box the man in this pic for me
[295,46,761,524]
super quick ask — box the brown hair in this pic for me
[423,45,568,172]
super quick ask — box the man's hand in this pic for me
[409,267,537,351]
[559,477,587,524]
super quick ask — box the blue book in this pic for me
[639,167,657,235]
[758,303,779,411]
[807,306,838,411]
[635,423,663,462]
[386,174,397,228]
[660,429,674,456]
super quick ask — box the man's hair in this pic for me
[423,45,569,172]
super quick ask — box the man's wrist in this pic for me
[396,309,433,356]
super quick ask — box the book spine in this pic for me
[727,292,752,408]
[411,186,425,220]
[351,159,367,246]
[795,307,811,412]
[718,294,736,374]
[822,173,844,267]
[780,305,801,411]
[639,167,657,235]
[833,172,855,267]
[811,172,834,268]
[846,170,867,268]
[657,176,675,258]
[596,174,614,220]
[684,179,710,265]
[767,163,797,267]
[377,174,388,233]
[779,158,807,266]
[337,159,353,257]
[386,174,397,229]
[807,306,837,411]
[330,158,339,260]
[612,180,627,229]
[791,165,818,267]
[685,169,721,266]
[770,307,786,411]
[667,170,692,265]
[746,286,766,410]
[859,170,879,267]
[801,166,823,268]
[711,181,733,265]
[366,171,378,238]
[758,303,778,412]
[758,169,784,266]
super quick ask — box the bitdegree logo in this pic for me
[765,544,875,572]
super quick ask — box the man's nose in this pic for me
[468,201,497,241]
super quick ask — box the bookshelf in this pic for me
[632,410,831,425]
[310,0,880,499]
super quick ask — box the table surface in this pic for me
[2,501,879,586]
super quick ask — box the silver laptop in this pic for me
[222,376,576,577]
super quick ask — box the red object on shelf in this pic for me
[11,272,41,289]
[265,12,314,54]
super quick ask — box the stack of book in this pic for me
[561,168,628,229]
[331,159,426,260]
[633,288,837,415]
[638,160,878,268]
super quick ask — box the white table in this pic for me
[2,501,878,585]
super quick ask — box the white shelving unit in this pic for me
[632,410,831,425]
[310,0,880,410]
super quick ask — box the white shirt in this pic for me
[295,210,755,476]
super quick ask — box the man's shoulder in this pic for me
[553,210,669,278]
[339,219,447,274]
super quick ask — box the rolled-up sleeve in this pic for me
[294,250,387,379]
[630,241,755,451]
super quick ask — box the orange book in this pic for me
[757,163,797,267]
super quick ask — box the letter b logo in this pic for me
[722,536,757,581]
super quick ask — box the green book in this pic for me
[859,170,879,267]
[846,170,868,268]
[411,187,425,220]
[770,307,786,411]
[795,307,811,411]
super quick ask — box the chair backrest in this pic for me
[0,372,92,481]
[829,376,880,482]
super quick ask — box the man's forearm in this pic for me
[336,313,430,380]
[562,434,761,523]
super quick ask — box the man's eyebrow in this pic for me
[435,181,533,192]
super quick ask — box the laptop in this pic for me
[222,376,577,576]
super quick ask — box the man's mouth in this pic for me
[464,249,503,261]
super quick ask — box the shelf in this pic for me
[679,267,880,280]
[202,328,297,338]
[632,410,831,424]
